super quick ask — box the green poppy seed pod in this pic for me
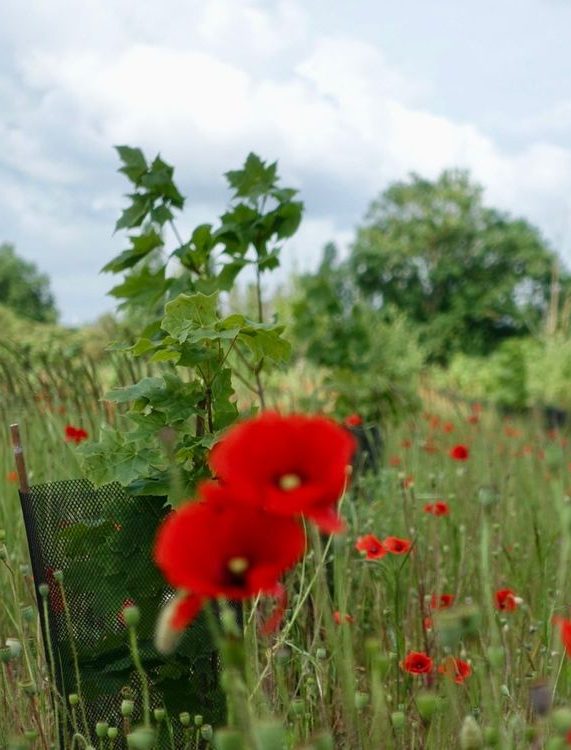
[21,605,34,623]
[0,647,12,663]
[53,569,64,583]
[153,708,166,723]
[213,728,245,750]
[68,693,79,706]
[107,728,118,740]
[194,715,203,727]
[354,691,370,710]
[123,605,140,628]
[416,691,439,722]
[96,722,109,738]
[391,711,405,730]
[291,698,305,717]
[126,726,156,750]
[483,726,499,746]
[6,638,22,658]
[487,646,504,669]
[552,707,571,734]
[121,699,134,717]
[200,724,213,741]
[459,716,483,750]
[38,583,49,599]
[310,732,335,750]
[179,712,191,727]
[316,647,327,661]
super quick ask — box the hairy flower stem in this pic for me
[41,592,61,750]
[57,579,91,744]
[127,625,151,728]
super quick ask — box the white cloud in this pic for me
[1,0,571,323]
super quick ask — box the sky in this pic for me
[1,0,571,324]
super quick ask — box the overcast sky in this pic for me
[2,0,571,324]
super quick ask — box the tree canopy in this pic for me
[349,169,568,361]
[0,243,58,323]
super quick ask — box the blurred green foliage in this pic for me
[0,243,58,323]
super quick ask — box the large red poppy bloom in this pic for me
[209,412,356,532]
[355,534,386,560]
[401,651,433,675]
[438,657,471,684]
[154,484,306,633]
[494,588,517,612]
[383,536,412,555]
[449,444,469,461]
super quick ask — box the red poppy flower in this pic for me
[344,414,363,427]
[65,425,89,444]
[442,421,454,434]
[154,484,306,633]
[494,588,517,612]
[209,412,356,533]
[553,616,571,657]
[389,455,402,467]
[449,444,469,461]
[333,611,354,625]
[401,651,433,675]
[355,534,386,560]
[383,536,412,555]
[467,414,479,425]
[5,471,18,483]
[430,593,454,610]
[424,501,449,517]
[401,439,412,449]
[438,657,471,684]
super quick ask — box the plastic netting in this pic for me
[19,479,225,747]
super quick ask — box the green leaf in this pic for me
[115,146,148,183]
[108,266,167,308]
[102,230,164,273]
[106,377,165,404]
[238,325,291,363]
[115,194,151,231]
[225,153,278,200]
[161,293,219,342]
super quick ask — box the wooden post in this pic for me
[9,423,29,493]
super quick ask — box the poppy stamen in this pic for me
[227,557,249,575]
[279,473,302,491]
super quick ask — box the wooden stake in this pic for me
[9,423,29,493]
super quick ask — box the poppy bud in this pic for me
[459,715,483,749]
[126,726,156,750]
[391,711,405,730]
[354,691,370,710]
[96,722,109,738]
[123,605,140,628]
[194,715,203,727]
[121,699,134,717]
[153,708,166,723]
[200,725,213,741]
[179,712,191,727]
[416,692,439,721]
[107,728,118,740]
[53,570,64,583]
[68,693,79,706]
[38,583,49,599]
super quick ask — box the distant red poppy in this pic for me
[467,414,479,425]
[553,616,571,657]
[495,588,517,612]
[402,475,414,489]
[430,593,454,610]
[209,412,356,533]
[5,471,18,483]
[344,414,363,427]
[442,421,454,434]
[389,455,402,467]
[355,534,386,560]
[401,651,433,675]
[154,486,305,632]
[449,444,469,461]
[422,440,439,454]
[401,439,413,449]
[333,611,354,625]
[65,425,89,444]
[424,501,449,517]
[383,537,412,555]
[438,657,471,684]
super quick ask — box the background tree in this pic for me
[0,243,58,323]
[349,170,568,361]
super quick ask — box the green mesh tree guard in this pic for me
[19,479,225,747]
